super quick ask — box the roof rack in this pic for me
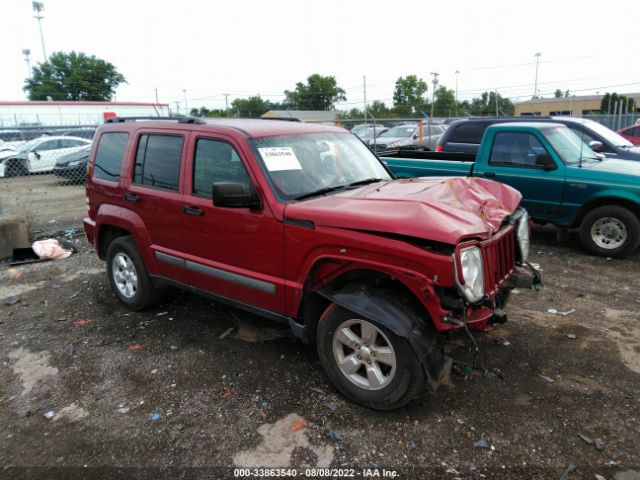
[104,116,206,124]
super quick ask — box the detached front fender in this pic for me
[319,285,448,390]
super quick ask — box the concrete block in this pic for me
[0,218,30,260]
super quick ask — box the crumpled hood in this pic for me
[284,177,522,245]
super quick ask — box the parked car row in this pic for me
[350,122,447,151]
[0,135,91,178]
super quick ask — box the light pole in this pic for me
[183,89,188,115]
[454,70,460,116]
[22,49,32,76]
[32,2,47,61]
[429,71,439,119]
[533,52,541,99]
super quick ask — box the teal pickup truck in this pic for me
[382,122,640,258]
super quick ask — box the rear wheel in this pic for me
[317,304,432,410]
[106,236,162,310]
[579,205,640,258]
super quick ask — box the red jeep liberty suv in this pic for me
[84,117,539,410]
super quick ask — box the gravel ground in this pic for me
[0,226,639,480]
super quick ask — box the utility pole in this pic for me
[174,101,180,115]
[183,89,188,115]
[22,49,31,76]
[495,89,499,116]
[454,70,460,116]
[32,2,47,61]
[154,88,159,104]
[363,75,368,124]
[223,94,230,115]
[429,72,439,119]
[533,52,541,99]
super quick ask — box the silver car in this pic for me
[371,123,445,151]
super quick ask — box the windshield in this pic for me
[16,139,40,153]
[380,126,415,138]
[254,132,391,201]
[580,119,633,147]
[545,127,598,163]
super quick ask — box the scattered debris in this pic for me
[320,400,337,412]
[32,239,75,260]
[156,312,168,316]
[566,334,577,339]
[151,369,158,374]
[559,464,576,480]
[446,467,460,475]
[128,343,144,352]
[219,327,234,339]
[326,431,344,442]
[221,389,235,399]
[69,291,80,299]
[497,338,511,346]
[169,345,178,350]
[309,387,326,396]
[4,298,21,307]
[538,374,555,383]
[43,410,55,420]
[548,308,576,316]
[53,403,89,422]
[116,407,130,414]
[594,475,606,480]
[73,319,94,327]
[579,433,604,450]
[290,418,307,432]
[473,434,491,449]
[68,342,78,356]
[150,413,160,422]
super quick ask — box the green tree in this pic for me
[432,87,458,117]
[468,91,514,116]
[23,51,125,101]
[601,92,636,114]
[554,89,564,98]
[393,75,428,115]
[231,95,273,118]
[368,100,391,118]
[284,74,346,110]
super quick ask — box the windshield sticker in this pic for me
[259,147,303,171]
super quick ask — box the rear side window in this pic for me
[448,123,491,144]
[133,134,183,191]
[94,133,129,182]
[192,138,251,198]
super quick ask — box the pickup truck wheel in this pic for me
[317,304,427,410]
[579,205,640,258]
[106,236,162,311]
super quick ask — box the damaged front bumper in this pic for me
[440,262,541,333]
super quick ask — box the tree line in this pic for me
[22,50,635,119]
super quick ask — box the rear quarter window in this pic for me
[94,132,129,182]
[448,123,491,144]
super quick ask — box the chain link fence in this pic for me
[0,126,94,235]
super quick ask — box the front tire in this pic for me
[316,304,430,410]
[579,205,640,258]
[106,236,162,311]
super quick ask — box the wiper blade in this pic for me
[347,178,385,187]
[294,186,346,201]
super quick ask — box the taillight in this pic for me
[436,145,443,152]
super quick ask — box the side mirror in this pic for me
[535,153,557,170]
[588,140,603,152]
[413,134,418,140]
[212,182,261,209]
[33,151,41,159]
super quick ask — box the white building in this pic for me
[0,101,170,127]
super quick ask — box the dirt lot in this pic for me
[0,227,639,480]
[0,175,86,233]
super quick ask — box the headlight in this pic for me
[516,211,530,262]
[457,246,485,303]
[67,160,81,166]
[389,140,401,147]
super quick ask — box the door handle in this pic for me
[123,193,140,202]
[481,172,496,178]
[181,206,204,216]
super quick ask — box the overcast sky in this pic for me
[1,0,638,111]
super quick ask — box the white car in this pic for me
[0,136,91,177]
